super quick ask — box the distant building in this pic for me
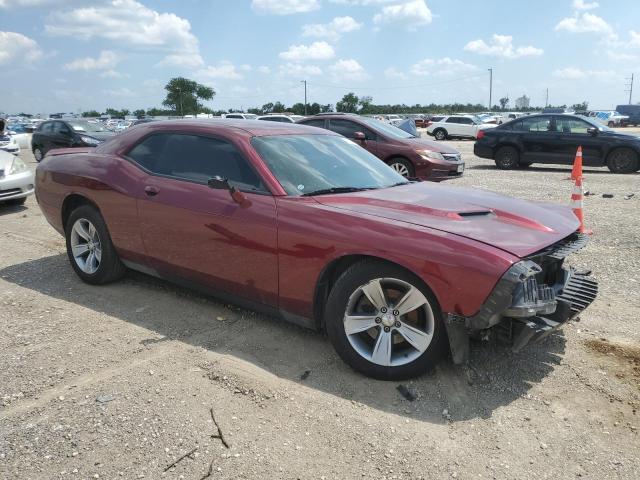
[515,94,530,109]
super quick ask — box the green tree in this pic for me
[290,102,306,115]
[261,102,274,114]
[358,95,373,114]
[82,110,101,118]
[499,97,509,109]
[320,104,333,113]
[162,77,215,116]
[336,92,359,113]
[133,109,146,118]
[571,101,588,111]
[308,102,322,115]
[272,101,286,113]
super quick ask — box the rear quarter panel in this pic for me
[275,197,518,320]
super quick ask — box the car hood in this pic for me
[75,131,115,141]
[401,137,460,154]
[0,149,16,169]
[314,182,579,258]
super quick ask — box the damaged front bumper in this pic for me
[445,233,598,364]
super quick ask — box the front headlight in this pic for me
[416,149,444,161]
[80,135,101,146]
[9,156,28,174]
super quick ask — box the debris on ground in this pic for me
[300,370,311,380]
[396,384,416,402]
[602,193,614,198]
[164,447,198,472]
[95,394,115,403]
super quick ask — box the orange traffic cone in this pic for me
[570,176,592,235]
[567,146,583,181]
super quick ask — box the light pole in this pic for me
[488,68,493,110]
[301,80,307,115]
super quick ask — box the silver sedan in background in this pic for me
[0,150,34,206]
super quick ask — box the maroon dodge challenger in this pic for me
[35,120,597,379]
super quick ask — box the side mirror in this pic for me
[587,127,598,136]
[208,176,251,207]
[353,131,366,142]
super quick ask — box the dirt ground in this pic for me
[1,132,639,479]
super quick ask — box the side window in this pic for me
[39,122,53,134]
[226,114,241,119]
[328,119,376,140]
[128,134,265,191]
[519,116,553,132]
[53,122,71,135]
[301,119,326,128]
[459,117,473,125]
[557,118,591,134]
[445,117,460,124]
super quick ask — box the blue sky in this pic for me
[1,0,639,115]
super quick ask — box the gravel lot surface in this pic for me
[1,131,639,479]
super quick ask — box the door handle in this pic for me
[144,185,159,196]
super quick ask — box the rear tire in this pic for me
[495,146,520,169]
[388,157,415,178]
[33,147,44,162]
[65,205,126,285]
[433,129,447,141]
[607,148,639,174]
[325,260,448,380]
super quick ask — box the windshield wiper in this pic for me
[302,186,374,196]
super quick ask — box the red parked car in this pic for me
[35,120,597,379]
[297,113,464,180]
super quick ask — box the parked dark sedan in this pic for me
[298,113,464,181]
[474,114,640,173]
[31,119,116,161]
[35,120,597,379]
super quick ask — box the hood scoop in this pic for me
[457,210,493,218]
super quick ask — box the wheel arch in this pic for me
[61,193,102,232]
[312,254,442,332]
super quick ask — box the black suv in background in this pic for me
[31,120,115,161]
[474,114,640,173]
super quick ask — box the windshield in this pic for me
[358,116,416,139]
[252,134,408,196]
[68,121,108,133]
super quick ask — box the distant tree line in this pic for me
[79,77,592,119]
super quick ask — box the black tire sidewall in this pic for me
[325,260,448,380]
[607,148,639,174]
[495,146,519,169]
[65,205,124,284]
[34,148,43,162]
[434,129,446,140]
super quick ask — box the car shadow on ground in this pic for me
[0,204,28,216]
[1,254,567,424]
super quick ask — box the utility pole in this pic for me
[301,80,308,115]
[545,88,549,107]
[625,74,634,104]
[487,68,493,110]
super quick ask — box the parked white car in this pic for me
[0,149,33,205]
[0,133,20,154]
[6,124,32,149]
[426,115,496,140]
[224,113,258,120]
[257,114,305,123]
[588,110,629,127]
[497,112,526,124]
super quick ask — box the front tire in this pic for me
[495,146,520,169]
[65,205,126,285]
[325,260,447,380]
[33,147,44,162]
[388,157,415,178]
[433,129,447,141]
[607,148,639,173]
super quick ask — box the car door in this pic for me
[327,119,379,156]
[36,121,55,152]
[131,132,279,307]
[553,117,605,166]
[457,117,475,137]
[50,121,75,150]
[444,117,462,136]
[514,116,564,164]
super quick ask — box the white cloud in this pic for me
[572,0,598,10]
[330,0,397,5]
[64,50,119,71]
[630,30,640,47]
[0,0,81,7]
[240,64,252,72]
[553,67,618,80]
[329,59,368,81]
[373,0,432,30]
[464,34,543,59]
[410,57,477,76]
[555,12,614,37]
[100,69,129,79]
[302,16,362,41]
[279,41,335,61]
[384,67,407,80]
[199,61,244,80]
[251,0,320,15]
[279,63,323,76]
[45,0,204,68]
[0,31,42,65]
[257,65,271,74]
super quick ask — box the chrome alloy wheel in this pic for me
[70,218,102,274]
[391,162,410,177]
[343,277,434,367]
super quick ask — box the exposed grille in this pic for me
[529,232,589,261]
[0,188,21,198]
[522,276,555,304]
[557,271,598,314]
